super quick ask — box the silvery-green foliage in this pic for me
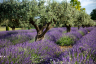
[0,0,94,29]
[93,21,96,26]
[77,11,94,26]
[73,10,82,26]
[89,19,95,26]
[26,0,54,26]
[83,12,91,25]
[37,0,59,26]
[57,1,79,27]
[77,11,86,25]
[0,1,29,27]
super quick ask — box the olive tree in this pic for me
[90,8,96,20]
[0,1,11,31]
[20,0,76,41]
[76,11,95,28]
[0,1,20,30]
[27,0,59,41]
[0,0,31,30]
[57,1,79,32]
[81,11,94,28]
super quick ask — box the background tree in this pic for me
[70,0,77,7]
[70,0,85,11]
[90,8,96,20]
[0,0,18,30]
[70,0,87,29]
[0,0,10,31]
[76,11,94,28]
[58,1,78,32]
[75,1,81,11]
[71,8,81,29]
[0,0,30,30]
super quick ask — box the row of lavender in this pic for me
[0,27,67,49]
[50,28,96,64]
[44,27,93,42]
[0,27,92,49]
[40,27,95,63]
[0,27,68,49]
[0,27,67,64]
[0,27,94,64]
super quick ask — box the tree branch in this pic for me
[41,21,47,30]
[29,18,39,32]
[40,21,52,36]
[41,18,56,36]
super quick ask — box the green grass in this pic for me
[0,26,35,32]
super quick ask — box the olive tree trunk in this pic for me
[30,18,56,42]
[35,30,45,41]
[66,25,71,32]
[78,26,80,30]
[35,26,52,42]
[66,26,71,32]
[82,25,85,28]
[12,26,15,30]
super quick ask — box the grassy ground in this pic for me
[0,26,35,32]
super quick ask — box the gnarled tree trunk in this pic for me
[35,30,45,41]
[35,24,53,42]
[29,18,56,42]
[66,26,71,32]
[35,27,53,41]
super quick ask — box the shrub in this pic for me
[56,36,74,46]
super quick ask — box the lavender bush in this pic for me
[0,40,62,64]
[50,27,96,64]
[0,27,95,64]
[55,27,91,46]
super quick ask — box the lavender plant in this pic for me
[0,27,95,64]
[50,28,96,64]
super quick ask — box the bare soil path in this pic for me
[59,45,73,52]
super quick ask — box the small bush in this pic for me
[56,36,74,46]
[78,31,84,36]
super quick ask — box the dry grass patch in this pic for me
[59,45,73,52]
[0,27,23,31]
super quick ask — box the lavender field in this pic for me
[0,27,96,64]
